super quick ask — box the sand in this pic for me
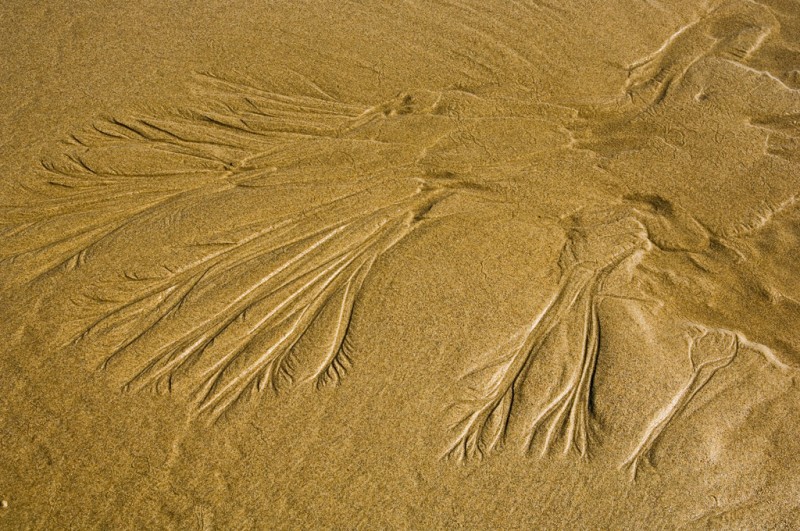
[2,0,800,528]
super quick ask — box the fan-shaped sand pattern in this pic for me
[3,0,799,485]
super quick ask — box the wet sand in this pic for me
[2,0,800,527]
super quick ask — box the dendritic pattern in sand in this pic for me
[3,0,800,490]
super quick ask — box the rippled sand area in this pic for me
[2,0,800,527]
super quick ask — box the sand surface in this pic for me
[2,0,800,528]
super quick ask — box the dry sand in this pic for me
[2,0,800,528]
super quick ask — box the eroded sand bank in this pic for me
[2,0,800,527]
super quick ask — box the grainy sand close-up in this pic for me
[2,0,800,528]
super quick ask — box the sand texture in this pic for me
[2,0,800,528]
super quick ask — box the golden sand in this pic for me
[2,0,800,527]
